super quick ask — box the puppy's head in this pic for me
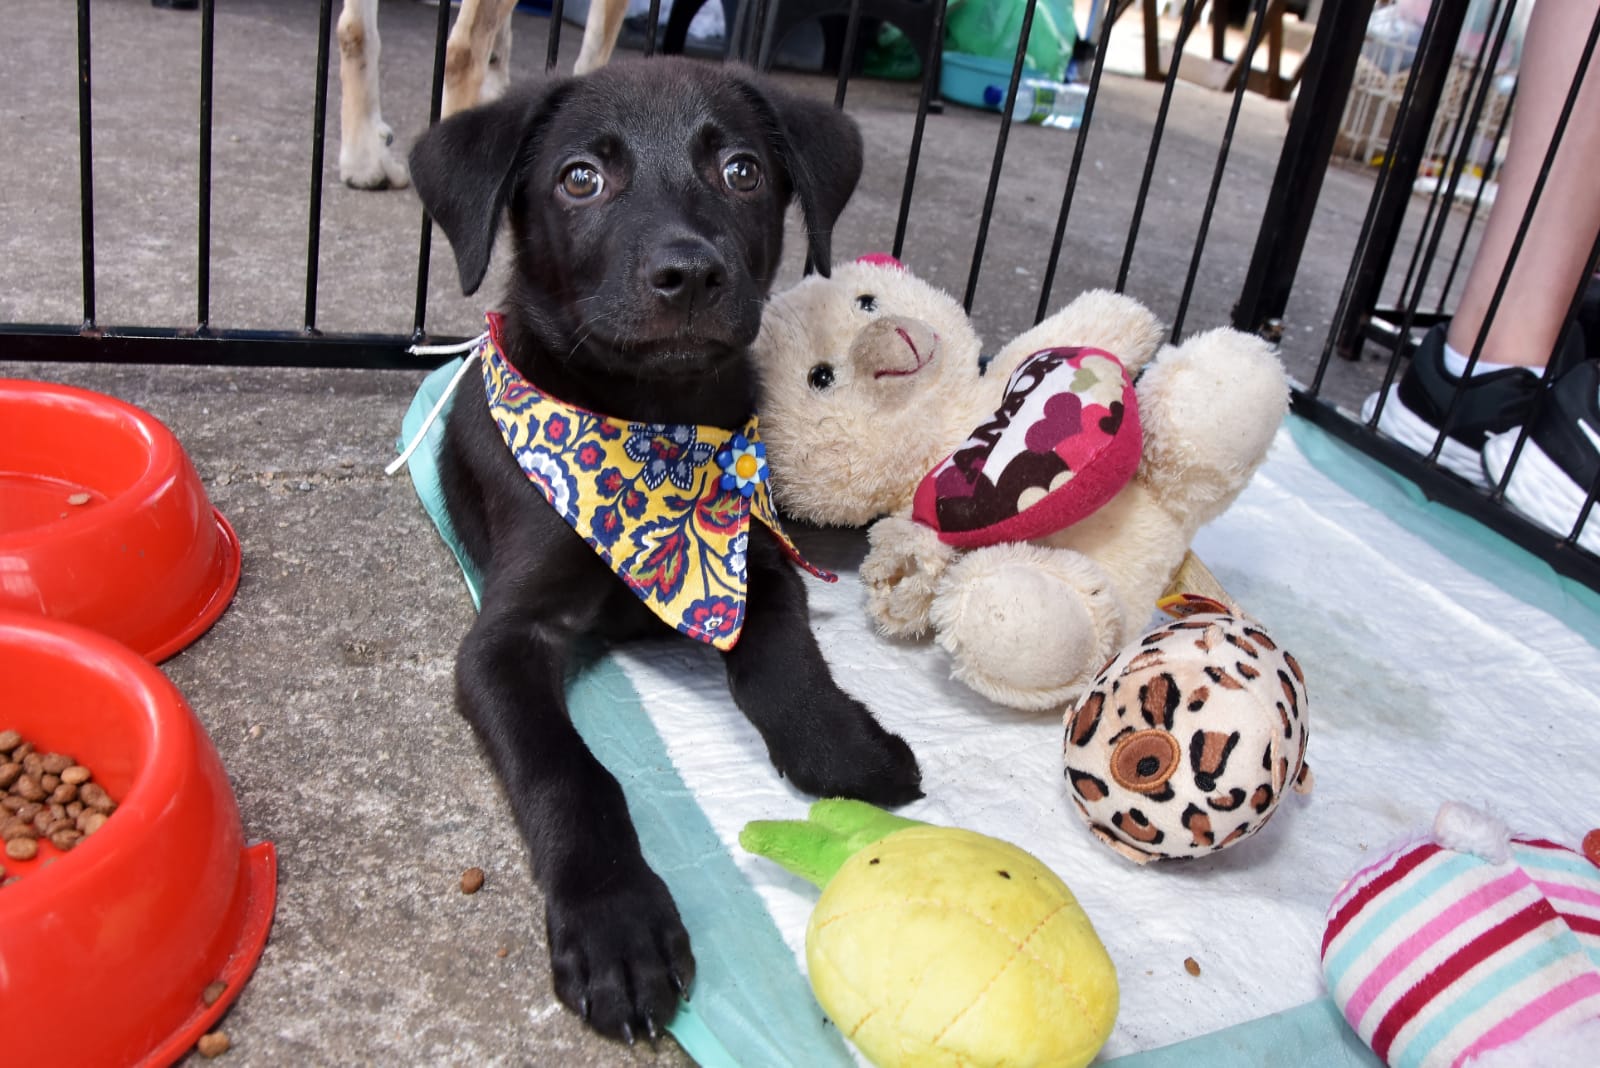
[409,59,863,379]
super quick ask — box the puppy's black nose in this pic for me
[646,238,726,308]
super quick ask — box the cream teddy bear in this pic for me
[754,255,1288,711]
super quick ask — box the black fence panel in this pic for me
[3,0,1595,590]
[1289,0,1600,590]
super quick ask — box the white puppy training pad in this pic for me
[399,357,1598,1065]
[608,420,1600,1063]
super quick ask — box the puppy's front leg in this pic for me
[457,591,693,1041]
[724,530,923,805]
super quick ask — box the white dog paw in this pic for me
[340,129,409,190]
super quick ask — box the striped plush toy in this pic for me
[1321,803,1600,1068]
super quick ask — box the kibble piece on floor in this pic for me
[196,1031,230,1058]
[460,867,485,895]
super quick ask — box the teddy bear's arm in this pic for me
[860,515,958,638]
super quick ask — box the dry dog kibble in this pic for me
[1183,956,1202,977]
[79,782,114,812]
[202,980,229,1006]
[460,867,486,895]
[66,492,92,507]
[196,1031,230,1058]
[0,730,117,887]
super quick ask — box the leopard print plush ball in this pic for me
[1062,598,1310,863]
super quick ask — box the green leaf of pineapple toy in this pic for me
[740,799,1119,1068]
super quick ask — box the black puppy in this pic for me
[408,59,923,1042]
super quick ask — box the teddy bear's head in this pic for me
[754,256,989,526]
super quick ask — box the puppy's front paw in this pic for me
[775,700,923,808]
[546,867,694,1042]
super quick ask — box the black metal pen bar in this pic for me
[76,0,95,331]
[891,0,948,260]
[412,0,456,342]
[1232,0,1377,338]
[304,0,335,333]
[1114,0,1199,295]
[198,0,216,330]
[0,325,447,373]
[1303,0,1463,397]
[1033,0,1118,322]
[1352,0,1513,432]
[1170,0,1272,341]
[961,0,1041,312]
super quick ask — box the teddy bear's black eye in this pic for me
[856,294,877,312]
[808,363,836,390]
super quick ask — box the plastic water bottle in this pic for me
[982,79,1088,130]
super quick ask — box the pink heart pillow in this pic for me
[912,346,1142,548]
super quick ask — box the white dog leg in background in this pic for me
[573,0,629,75]
[442,0,519,117]
[483,13,514,102]
[337,0,409,188]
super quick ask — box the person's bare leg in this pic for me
[1448,0,1600,368]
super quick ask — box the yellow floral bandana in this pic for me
[479,316,834,650]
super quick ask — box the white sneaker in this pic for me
[1482,360,1600,554]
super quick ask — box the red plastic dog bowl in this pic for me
[0,378,241,662]
[0,610,276,1067]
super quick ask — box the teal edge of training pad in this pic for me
[1100,997,1381,1068]
[397,358,855,1068]
[1288,415,1600,648]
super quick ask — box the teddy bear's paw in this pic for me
[861,516,956,638]
[991,289,1166,379]
[931,544,1121,711]
[1135,328,1287,528]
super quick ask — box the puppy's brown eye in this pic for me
[560,164,604,200]
[722,155,761,193]
[857,294,877,312]
[808,363,835,390]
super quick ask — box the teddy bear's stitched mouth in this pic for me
[873,328,938,379]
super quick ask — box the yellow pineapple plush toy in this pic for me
[740,799,1118,1068]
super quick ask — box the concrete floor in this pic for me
[0,1,1474,1064]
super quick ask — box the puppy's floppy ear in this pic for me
[740,79,863,277]
[409,79,570,295]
